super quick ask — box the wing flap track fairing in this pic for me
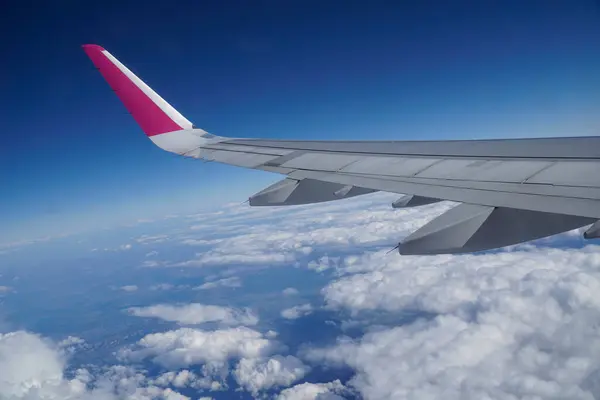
[399,204,595,255]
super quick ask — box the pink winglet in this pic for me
[82,44,183,136]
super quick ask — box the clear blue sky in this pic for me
[2,0,600,244]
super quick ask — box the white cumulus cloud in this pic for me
[0,331,190,399]
[234,355,309,395]
[119,327,276,369]
[306,245,600,400]
[128,303,258,326]
[276,379,347,400]
[151,369,224,391]
[0,331,66,398]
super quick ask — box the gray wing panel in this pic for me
[191,136,600,219]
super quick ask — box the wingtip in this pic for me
[82,42,196,138]
[82,44,105,53]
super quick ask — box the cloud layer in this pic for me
[7,191,600,400]
[171,193,452,269]
[308,246,600,399]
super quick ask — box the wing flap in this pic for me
[526,161,600,187]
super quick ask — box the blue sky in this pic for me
[2,0,600,244]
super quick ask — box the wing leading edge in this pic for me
[83,45,600,255]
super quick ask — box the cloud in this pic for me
[120,285,138,292]
[194,276,242,290]
[128,303,258,326]
[154,388,190,399]
[308,256,341,272]
[282,287,299,296]
[180,238,223,246]
[119,325,312,396]
[305,245,600,399]
[152,370,224,391]
[234,355,309,395]
[0,331,190,399]
[0,328,300,398]
[170,193,452,268]
[149,283,189,291]
[0,331,66,398]
[276,380,347,400]
[142,260,162,267]
[150,283,175,291]
[94,365,192,399]
[0,285,12,294]
[0,233,73,252]
[119,327,277,369]
[12,191,596,399]
[136,235,168,244]
[103,244,134,252]
[175,252,296,268]
[323,246,600,314]
[57,336,85,348]
[57,336,86,355]
[281,304,313,320]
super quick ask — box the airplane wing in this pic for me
[82,44,600,255]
